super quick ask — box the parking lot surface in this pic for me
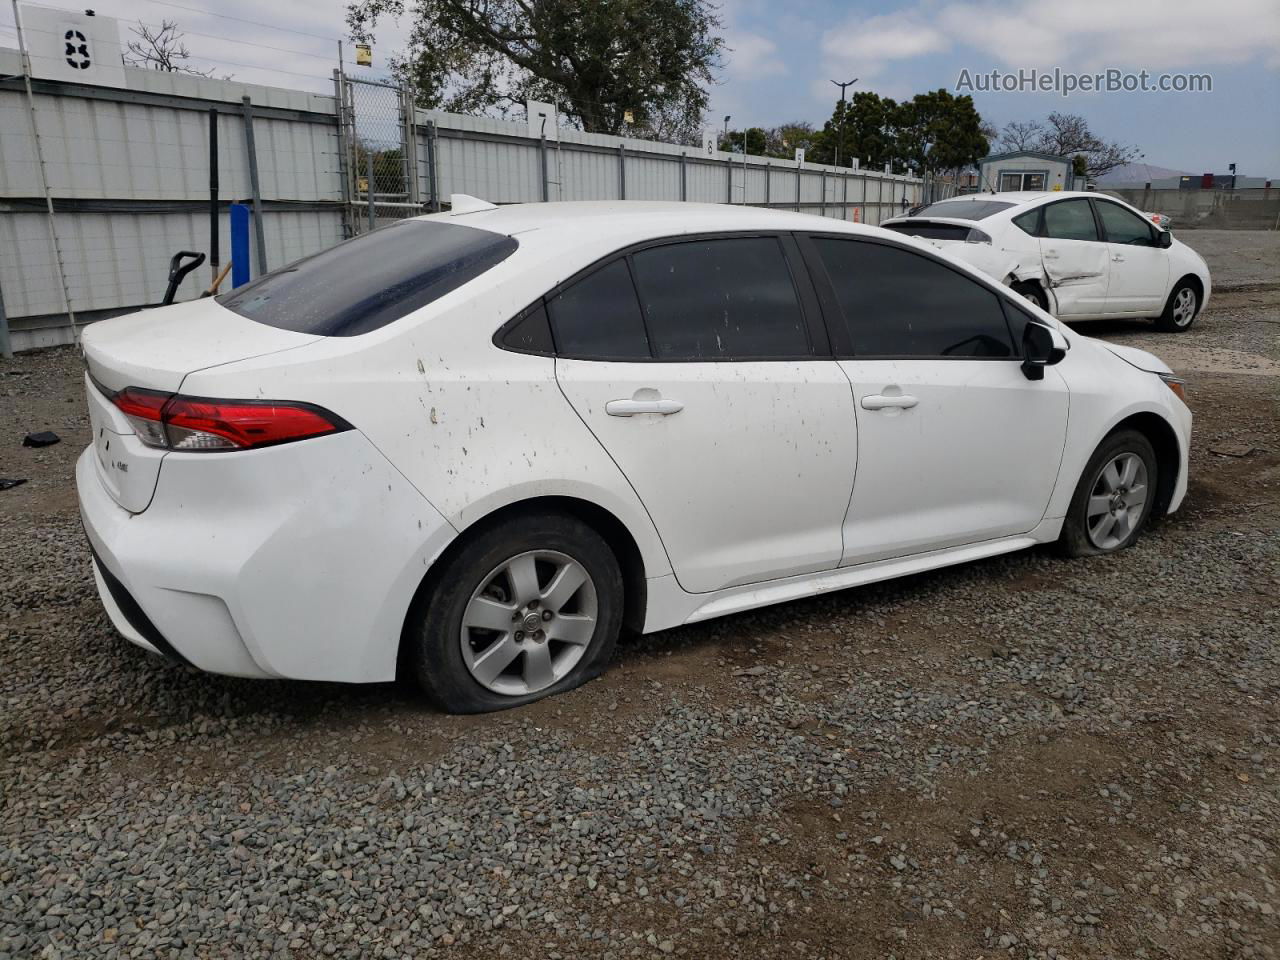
[1,230,1277,959]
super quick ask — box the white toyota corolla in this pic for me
[77,200,1192,712]
[881,191,1211,331]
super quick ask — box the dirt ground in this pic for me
[1,229,1277,959]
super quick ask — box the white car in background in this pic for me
[77,200,1191,713]
[882,192,1210,332]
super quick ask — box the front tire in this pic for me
[1013,281,1050,313]
[407,513,623,713]
[1155,280,1199,332]
[1060,430,1158,558]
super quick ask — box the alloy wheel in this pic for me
[459,550,598,696]
[1171,287,1197,327]
[1085,452,1149,550]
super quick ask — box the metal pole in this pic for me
[0,277,12,359]
[366,148,376,232]
[540,134,549,202]
[332,69,352,239]
[240,97,268,277]
[726,155,733,204]
[820,171,826,217]
[680,153,687,201]
[618,144,626,200]
[427,120,440,212]
[403,83,421,210]
[795,166,801,212]
[829,78,858,169]
[842,173,848,219]
[765,162,770,206]
[11,0,76,336]
[208,107,219,287]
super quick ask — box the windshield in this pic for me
[218,220,518,336]
[906,199,1016,221]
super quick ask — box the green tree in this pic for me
[346,0,724,136]
[763,121,817,158]
[810,91,899,169]
[893,89,988,174]
[722,127,768,155]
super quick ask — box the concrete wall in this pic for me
[1101,187,1280,230]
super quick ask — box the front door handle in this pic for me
[1043,250,1060,260]
[861,394,918,411]
[1112,253,1125,262]
[605,398,684,417]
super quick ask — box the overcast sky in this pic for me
[3,0,1278,175]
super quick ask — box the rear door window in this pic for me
[1042,200,1099,242]
[546,259,651,359]
[629,237,810,359]
[218,220,518,336]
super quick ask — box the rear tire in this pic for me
[1155,280,1199,332]
[406,513,623,713]
[1060,430,1158,558]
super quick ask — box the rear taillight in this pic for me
[108,386,349,452]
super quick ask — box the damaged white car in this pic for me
[882,192,1210,332]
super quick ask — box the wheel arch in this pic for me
[1105,412,1181,517]
[399,495,650,675]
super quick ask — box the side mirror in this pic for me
[1021,323,1068,381]
[1157,230,1172,249]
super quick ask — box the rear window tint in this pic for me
[908,199,1015,220]
[882,222,974,241]
[218,220,517,336]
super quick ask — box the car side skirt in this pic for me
[640,518,1063,633]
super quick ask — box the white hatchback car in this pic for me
[77,200,1191,712]
[882,191,1211,331]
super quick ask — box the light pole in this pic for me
[723,114,731,151]
[830,78,858,168]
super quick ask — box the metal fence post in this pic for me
[795,167,801,212]
[820,171,826,217]
[764,162,770,207]
[12,4,76,337]
[680,153,687,201]
[727,154,733,204]
[366,149,376,231]
[332,69,353,239]
[540,134,550,202]
[240,96,268,277]
[0,278,11,359]
[618,144,626,200]
[209,108,220,285]
[427,120,440,212]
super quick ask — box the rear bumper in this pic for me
[76,430,458,682]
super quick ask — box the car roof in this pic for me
[414,200,886,244]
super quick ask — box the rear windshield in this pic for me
[218,220,518,336]
[907,199,1015,221]
[881,222,974,241]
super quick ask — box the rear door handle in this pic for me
[861,394,918,411]
[605,398,684,417]
[1043,250,1060,260]
[1112,253,1125,262]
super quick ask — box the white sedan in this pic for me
[77,200,1192,713]
[882,191,1211,331]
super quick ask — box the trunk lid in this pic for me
[80,298,322,513]
[82,297,321,393]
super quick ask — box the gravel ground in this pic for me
[1,232,1277,959]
